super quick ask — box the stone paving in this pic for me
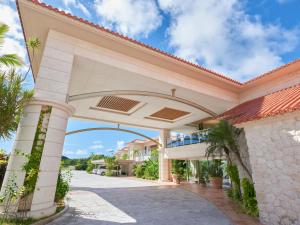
[48,171,232,225]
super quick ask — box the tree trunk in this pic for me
[231,151,252,182]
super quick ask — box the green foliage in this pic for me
[134,164,145,178]
[86,154,104,173]
[121,153,128,160]
[104,156,116,176]
[26,37,41,54]
[208,159,223,178]
[172,160,187,181]
[0,218,34,225]
[75,159,88,170]
[241,178,259,217]
[0,70,34,139]
[0,149,8,189]
[22,107,51,196]
[143,159,158,180]
[227,164,241,200]
[204,120,252,180]
[194,160,207,184]
[0,24,23,68]
[0,174,25,222]
[55,168,72,202]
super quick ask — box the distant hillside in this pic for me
[61,155,70,160]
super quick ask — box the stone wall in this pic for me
[230,129,252,181]
[243,111,300,225]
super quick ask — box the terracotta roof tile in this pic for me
[218,85,300,124]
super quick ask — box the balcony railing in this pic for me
[166,129,209,148]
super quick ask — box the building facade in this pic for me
[1,1,299,224]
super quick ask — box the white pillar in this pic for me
[0,103,43,212]
[29,100,74,218]
[1,31,75,218]
[159,129,170,182]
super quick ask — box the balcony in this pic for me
[164,129,209,160]
[166,129,209,148]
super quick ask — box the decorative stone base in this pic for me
[27,205,56,219]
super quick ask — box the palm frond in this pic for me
[0,24,9,47]
[0,54,23,67]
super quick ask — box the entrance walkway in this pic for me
[180,184,262,225]
[48,171,232,225]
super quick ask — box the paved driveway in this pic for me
[48,171,232,225]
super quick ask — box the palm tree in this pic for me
[204,120,252,181]
[0,24,22,68]
[0,70,33,139]
[0,24,40,140]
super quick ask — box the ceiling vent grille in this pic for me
[148,107,190,121]
[97,96,140,112]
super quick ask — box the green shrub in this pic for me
[241,178,259,217]
[143,159,158,180]
[208,159,223,177]
[134,164,145,178]
[55,168,71,202]
[227,164,241,200]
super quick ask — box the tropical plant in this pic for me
[227,164,242,200]
[204,120,252,180]
[208,159,223,178]
[0,24,40,140]
[171,160,186,181]
[134,164,145,178]
[143,150,159,180]
[194,160,206,184]
[0,173,25,221]
[55,168,72,203]
[241,178,259,217]
[104,156,116,176]
[0,24,22,68]
[0,71,34,139]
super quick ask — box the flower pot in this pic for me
[209,177,223,189]
[171,173,180,184]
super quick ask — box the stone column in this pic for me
[242,111,300,225]
[29,100,74,218]
[0,103,43,209]
[1,31,75,218]
[158,129,171,182]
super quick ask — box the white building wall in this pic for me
[243,111,300,225]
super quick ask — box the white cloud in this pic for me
[62,0,91,17]
[63,149,88,155]
[89,144,104,150]
[116,140,125,149]
[94,0,162,37]
[158,0,299,81]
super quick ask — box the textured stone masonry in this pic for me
[243,111,300,225]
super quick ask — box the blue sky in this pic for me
[0,0,300,158]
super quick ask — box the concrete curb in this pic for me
[31,203,69,225]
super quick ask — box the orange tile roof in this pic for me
[218,85,300,124]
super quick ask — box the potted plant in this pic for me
[208,159,223,189]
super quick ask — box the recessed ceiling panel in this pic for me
[97,96,140,112]
[148,107,190,121]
